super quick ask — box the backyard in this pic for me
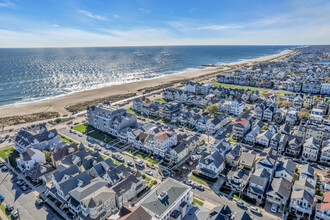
[0,146,19,168]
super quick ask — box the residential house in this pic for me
[239,152,256,171]
[256,148,277,177]
[51,143,79,168]
[138,178,193,220]
[286,135,303,157]
[275,158,296,183]
[116,206,151,220]
[300,164,316,187]
[17,148,46,172]
[302,137,320,162]
[320,139,330,165]
[225,144,242,167]
[289,187,314,219]
[231,99,245,116]
[315,191,330,220]
[153,130,178,157]
[14,123,61,153]
[266,177,292,213]
[255,130,273,147]
[197,151,225,179]
[286,109,298,125]
[246,168,271,203]
[226,167,252,192]
[160,102,181,120]
[232,118,250,140]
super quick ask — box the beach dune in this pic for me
[0,49,293,118]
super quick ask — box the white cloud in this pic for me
[198,25,244,30]
[0,0,15,8]
[78,9,106,21]
[113,14,119,19]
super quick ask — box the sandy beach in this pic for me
[0,49,294,118]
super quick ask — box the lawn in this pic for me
[73,123,87,133]
[148,158,159,165]
[189,175,209,186]
[143,175,151,182]
[88,129,117,143]
[126,108,134,114]
[0,203,12,220]
[0,146,19,168]
[154,98,166,103]
[213,82,270,95]
[228,137,237,143]
[193,198,204,206]
[48,117,75,125]
[61,136,72,144]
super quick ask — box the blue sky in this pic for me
[0,0,329,47]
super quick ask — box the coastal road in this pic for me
[0,169,58,220]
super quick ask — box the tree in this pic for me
[262,126,269,130]
[276,100,292,108]
[298,109,311,120]
[206,104,219,115]
[43,150,52,163]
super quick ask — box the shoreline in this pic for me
[0,49,294,118]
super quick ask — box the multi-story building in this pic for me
[138,178,193,220]
[315,191,330,220]
[14,123,61,153]
[197,151,225,179]
[232,118,250,140]
[302,137,320,162]
[16,148,46,172]
[320,139,330,165]
[87,103,137,141]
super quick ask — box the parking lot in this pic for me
[0,168,58,220]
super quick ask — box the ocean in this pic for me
[0,45,297,106]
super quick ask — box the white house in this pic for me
[302,137,320,162]
[17,148,46,172]
[231,99,245,116]
[197,151,225,179]
[255,130,273,147]
[320,139,330,165]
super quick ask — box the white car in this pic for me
[236,200,246,208]
[271,204,278,213]
[146,170,153,176]
[250,206,261,215]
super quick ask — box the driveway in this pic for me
[0,169,58,220]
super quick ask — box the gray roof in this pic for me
[249,168,270,187]
[233,211,252,220]
[139,178,191,218]
[52,165,79,183]
[59,171,91,195]
[21,148,39,161]
[300,164,314,178]
[291,189,314,205]
[200,151,224,169]
[267,177,291,200]
[276,158,296,177]
[111,172,141,196]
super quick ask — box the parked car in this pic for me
[135,159,144,167]
[20,185,28,191]
[146,170,153,176]
[250,206,261,215]
[117,155,125,162]
[95,146,102,151]
[11,210,19,218]
[196,149,203,154]
[271,204,278,213]
[36,199,44,206]
[0,162,4,167]
[2,166,8,172]
[104,151,110,155]
[147,163,155,169]
[196,184,204,191]
[236,200,246,208]
[6,203,14,212]
[16,180,24,186]
[5,135,9,139]
[127,161,134,167]
[0,194,5,200]
[185,180,193,186]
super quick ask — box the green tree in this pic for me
[43,150,52,163]
[206,104,219,115]
[262,126,268,130]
